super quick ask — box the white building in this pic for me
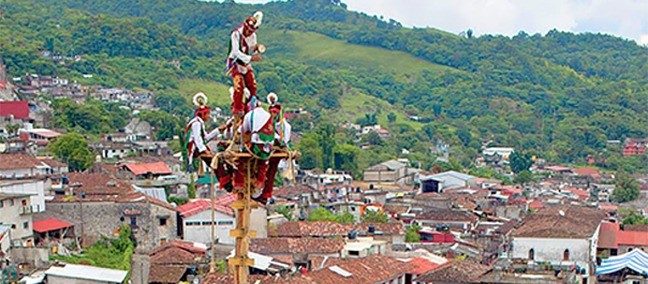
[510,206,606,279]
[0,152,50,179]
[0,193,35,247]
[0,179,46,213]
[177,195,267,245]
[482,147,515,160]
[419,171,477,193]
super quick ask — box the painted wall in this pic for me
[0,180,46,212]
[511,237,594,274]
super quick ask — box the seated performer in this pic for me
[257,93,292,204]
[185,92,226,175]
[234,98,280,204]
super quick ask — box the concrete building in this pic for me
[363,160,407,183]
[46,173,177,253]
[0,179,46,213]
[177,194,267,245]
[44,263,128,284]
[0,152,50,179]
[419,171,477,193]
[510,206,606,278]
[0,193,34,248]
[482,147,515,160]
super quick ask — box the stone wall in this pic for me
[46,201,177,253]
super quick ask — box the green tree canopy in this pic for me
[362,210,390,223]
[48,132,95,171]
[612,173,640,203]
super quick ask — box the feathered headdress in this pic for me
[267,92,278,105]
[193,92,210,117]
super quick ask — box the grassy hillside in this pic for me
[177,79,230,106]
[338,91,423,130]
[266,30,455,75]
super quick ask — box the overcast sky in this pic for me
[234,0,648,46]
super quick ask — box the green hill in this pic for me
[1,0,646,172]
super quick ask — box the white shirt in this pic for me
[188,117,220,153]
[229,27,257,66]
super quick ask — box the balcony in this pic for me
[20,206,34,215]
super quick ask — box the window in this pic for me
[0,200,3,208]
[159,218,167,226]
[563,249,570,261]
[218,221,234,226]
[185,221,201,226]
[528,249,535,260]
[160,238,167,245]
[130,216,137,227]
[23,222,29,229]
[349,250,360,256]
[21,199,27,206]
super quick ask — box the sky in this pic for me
[234,0,648,46]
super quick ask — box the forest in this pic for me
[0,0,646,176]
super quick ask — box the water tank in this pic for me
[368,225,375,233]
[348,230,357,240]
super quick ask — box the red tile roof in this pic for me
[512,206,606,239]
[598,222,619,249]
[32,218,73,233]
[598,222,648,248]
[275,222,404,238]
[415,259,490,283]
[407,257,445,275]
[151,247,198,265]
[36,157,67,168]
[0,152,43,170]
[306,255,411,284]
[617,230,648,246]
[250,238,345,254]
[150,240,207,256]
[544,166,572,172]
[624,224,648,232]
[0,101,29,119]
[416,209,479,223]
[48,173,175,210]
[572,167,601,179]
[148,265,188,283]
[121,162,171,176]
[528,200,544,210]
[176,199,233,217]
[599,204,618,212]
[565,187,589,200]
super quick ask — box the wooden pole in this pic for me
[209,172,216,273]
[228,159,257,284]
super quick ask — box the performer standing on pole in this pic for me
[227,11,265,118]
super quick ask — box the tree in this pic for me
[364,131,383,146]
[307,207,338,222]
[513,170,534,185]
[297,132,323,169]
[48,133,95,171]
[336,212,355,224]
[333,144,359,176]
[621,211,648,226]
[405,223,421,243]
[612,173,640,203]
[362,210,390,223]
[275,205,294,221]
[387,112,397,123]
[510,151,533,173]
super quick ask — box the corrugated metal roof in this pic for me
[44,264,128,283]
